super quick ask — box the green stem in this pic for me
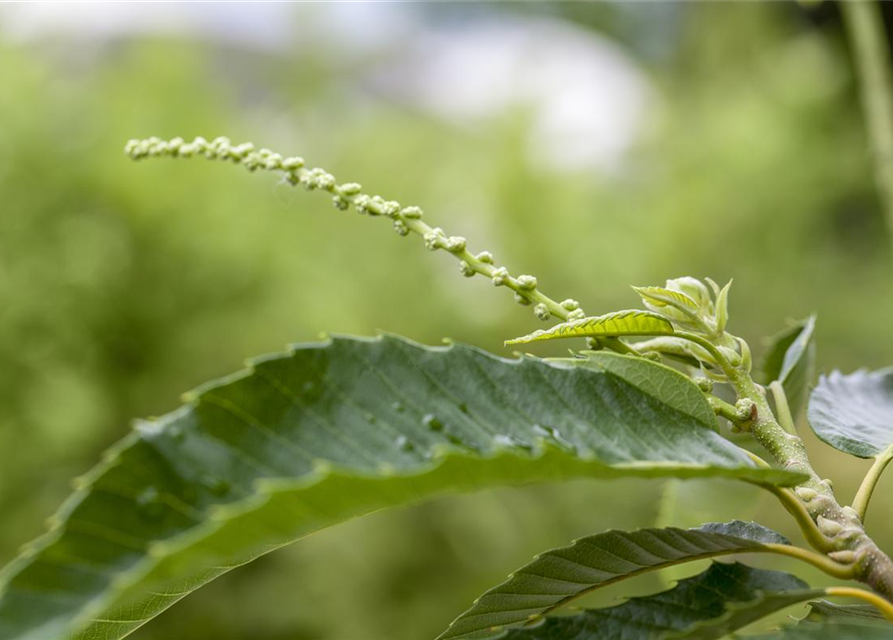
[842,0,893,257]
[853,443,893,523]
[727,362,893,600]
[673,331,736,372]
[761,484,835,553]
[743,451,833,552]
[769,381,797,436]
[708,396,740,423]
[826,586,893,622]
[767,544,856,580]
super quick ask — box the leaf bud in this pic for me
[695,377,714,393]
[586,337,604,351]
[734,398,756,421]
[817,515,844,537]
[666,276,712,309]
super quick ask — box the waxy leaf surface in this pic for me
[0,337,802,640]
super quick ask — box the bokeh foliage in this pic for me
[1,3,892,639]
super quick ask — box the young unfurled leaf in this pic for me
[633,286,700,313]
[497,562,821,640]
[630,337,714,368]
[714,279,732,334]
[0,339,800,640]
[761,317,817,420]
[505,310,673,346]
[808,367,893,458]
[437,521,795,640]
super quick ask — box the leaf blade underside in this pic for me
[808,366,893,458]
[761,317,816,420]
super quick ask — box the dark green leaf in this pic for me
[808,367,893,457]
[761,317,816,419]
[498,562,820,640]
[0,337,803,640]
[437,521,796,640]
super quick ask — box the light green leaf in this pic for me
[496,562,820,640]
[633,286,700,312]
[714,280,732,334]
[506,310,673,346]
[807,367,893,458]
[0,337,802,640]
[437,520,799,640]
[761,317,816,420]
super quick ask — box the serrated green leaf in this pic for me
[0,337,803,640]
[807,367,893,458]
[437,521,798,640]
[506,310,674,346]
[761,317,816,420]
[495,562,820,640]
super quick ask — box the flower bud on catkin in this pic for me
[491,268,509,286]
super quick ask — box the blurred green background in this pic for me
[1,2,892,638]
